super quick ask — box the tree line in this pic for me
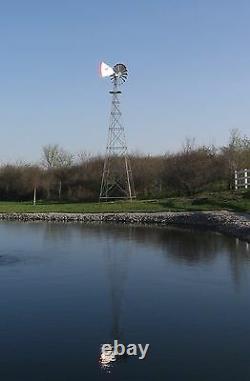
[0,130,249,202]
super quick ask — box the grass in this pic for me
[0,192,249,213]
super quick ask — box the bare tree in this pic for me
[41,145,74,200]
[42,144,73,169]
[221,129,250,188]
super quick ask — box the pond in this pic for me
[0,222,250,381]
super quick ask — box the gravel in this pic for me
[0,211,249,242]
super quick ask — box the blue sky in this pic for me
[0,0,250,162]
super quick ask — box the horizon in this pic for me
[0,128,245,166]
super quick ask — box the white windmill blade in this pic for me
[99,61,114,78]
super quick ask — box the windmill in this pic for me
[99,62,136,201]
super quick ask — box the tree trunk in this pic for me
[58,180,62,200]
[33,187,37,206]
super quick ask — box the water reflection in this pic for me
[39,222,250,288]
[0,222,250,380]
[99,228,133,371]
[43,222,74,242]
[0,254,21,265]
[99,345,116,370]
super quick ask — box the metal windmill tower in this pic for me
[99,62,136,201]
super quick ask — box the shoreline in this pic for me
[0,211,249,242]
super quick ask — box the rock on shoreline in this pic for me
[0,211,249,242]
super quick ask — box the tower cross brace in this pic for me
[99,77,136,201]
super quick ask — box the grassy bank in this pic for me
[0,192,249,213]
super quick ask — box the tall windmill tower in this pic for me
[99,62,136,201]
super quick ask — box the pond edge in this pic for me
[0,211,249,242]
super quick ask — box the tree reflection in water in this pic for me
[42,222,250,288]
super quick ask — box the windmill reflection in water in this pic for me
[99,228,132,371]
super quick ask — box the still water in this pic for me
[0,222,250,381]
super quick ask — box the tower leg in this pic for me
[99,79,136,201]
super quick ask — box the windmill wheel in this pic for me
[111,64,128,85]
